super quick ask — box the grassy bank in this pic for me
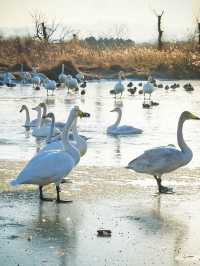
[0,37,200,79]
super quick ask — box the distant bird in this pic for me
[3,72,16,87]
[138,89,143,94]
[107,107,143,135]
[81,89,86,95]
[143,80,154,102]
[127,111,200,193]
[58,64,67,85]
[76,72,84,83]
[165,85,169,91]
[138,82,143,87]
[31,67,41,89]
[20,64,31,84]
[80,81,87,88]
[127,81,133,88]
[128,87,137,95]
[184,83,194,92]
[65,75,79,92]
[43,78,56,96]
[157,84,163,88]
[110,72,125,98]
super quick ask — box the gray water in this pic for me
[0,79,200,167]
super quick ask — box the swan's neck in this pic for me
[177,116,191,153]
[62,111,76,151]
[36,109,42,128]
[62,64,64,74]
[46,115,55,143]
[41,105,47,126]
[111,110,122,128]
[24,106,30,126]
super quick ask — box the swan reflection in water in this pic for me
[26,202,80,266]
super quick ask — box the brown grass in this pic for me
[0,37,200,78]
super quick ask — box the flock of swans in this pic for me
[11,105,90,202]
[1,67,197,199]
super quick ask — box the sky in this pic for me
[0,0,199,42]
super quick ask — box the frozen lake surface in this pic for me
[0,79,200,168]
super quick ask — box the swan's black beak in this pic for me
[19,108,23,113]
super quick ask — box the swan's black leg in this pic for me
[153,176,173,194]
[39,186,54,201]
[56,185,73,203]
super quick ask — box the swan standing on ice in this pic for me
[43,78,56,96]
[10,107,88,203]
[75,72,84,83]
[31,105,60,137]
[127,111,200,193]
[65,75,79,92]
[20,64,31,84]
[31,67,41,89]
[143,76,154,104]
[107,107,143,135]
[110,72,125,98]
[58,64,67,85]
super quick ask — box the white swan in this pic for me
[43,78,56,96]
[143,76,154,102]
[10,107,86,203]
[127,111,200,193]
[58,64,67,84]
[42,107,90,158]
[110,72,125,98]
[20,105,39,128]
[39,102,65,130]
[32,67,41,88]
[107,107,143,135]
[32,106,60,137]
[20,64,31,84]
[65,75,79,92]
[75,72,84,83]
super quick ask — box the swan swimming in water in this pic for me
[10,107,88,202]
[107,107,143,135]
[20,105,40,128]
[42,108,90,158]
[31,106,60,138]
[127,111,200,193]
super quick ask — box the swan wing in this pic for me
[12,151,74,185]
[128,146,185,174]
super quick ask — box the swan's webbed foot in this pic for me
[56,185,73,204]
[154,175,174,194]
[159,185,174,194]
[39,186,54,201]
[56,199,73,204]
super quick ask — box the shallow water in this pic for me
[0,79,200,168]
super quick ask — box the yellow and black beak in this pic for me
[191,113,200,120]
[78,111,90,118]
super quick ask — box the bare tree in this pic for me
[153,10,164,50]
[30,11,77,43]
[31,11,59,42]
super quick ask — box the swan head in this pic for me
[43,112,55,119]
[32,106,41,112]
[181,111,200,121]
[20,105,27,112]
[39,102,46,108]
[110,107,121,113]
